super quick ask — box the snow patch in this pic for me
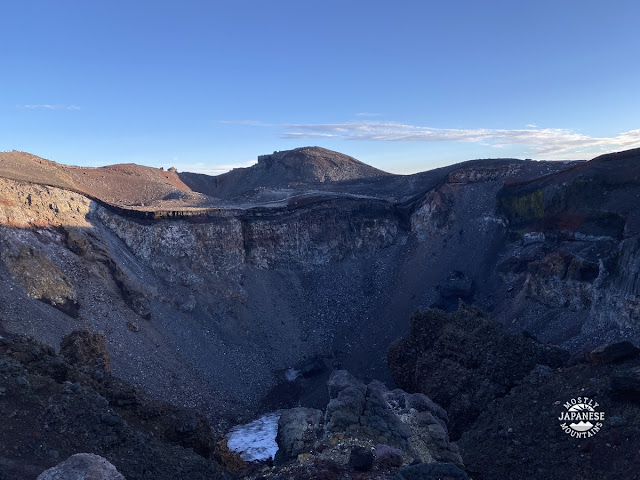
[523,232,545,245]
[573,232,613,242]
[285,368,300,381]
[226,411,281,462]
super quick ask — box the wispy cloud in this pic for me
[355,112,381,117]
[281,121,640,156]
[17,104,81,110]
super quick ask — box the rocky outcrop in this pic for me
[0,333,230,480]
[588,341,640,365]
[457,342,640,480]
[60,330,111,372]
[105,261,152,320]
[387,305,568,438]
[0,176,92,229]
[492,148,640,345]
[36,453,126,480]
[274,408,323,464]
[2,244,79,318]
[324,371,462,465]
[274,370,462,472]
[96,198,399,275]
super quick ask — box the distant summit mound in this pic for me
[256,146,391,183]
[179,146,392,199]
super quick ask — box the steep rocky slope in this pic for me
[0,331,230,480]
[387,306,568,438]
[387,306,640,480]
[0,146,638,436]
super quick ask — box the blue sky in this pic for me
[1,1,639,175]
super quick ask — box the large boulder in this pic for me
[36,453,125,480]
[274,407,324,464]
[348,446,374,471]
[588,341,640,365]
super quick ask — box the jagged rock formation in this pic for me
[387,305,568,438]
[0,146,639,431]
[274,408,324,464]
[258,370,465,479]
[59,330,111,371]
[494,148,640,350]
[275,370,462,467]
[387,307,640,479]
[2,245,79,318]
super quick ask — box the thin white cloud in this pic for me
[281,121,640,157]
[526,123,537,128]
[355,112,381,117]
[17,104,81,110]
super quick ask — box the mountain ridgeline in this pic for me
[178,146,392,199]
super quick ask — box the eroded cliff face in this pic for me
[1,151,639,427]
[96,199,398,277]
[0,176,410,423]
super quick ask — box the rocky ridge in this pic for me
[387,306,640,480]
[387,305,569,438]
[179,146,392,200]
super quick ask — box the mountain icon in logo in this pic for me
[558,397,604,438]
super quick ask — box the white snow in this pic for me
[226,411,281,462]
[285,368,300,381]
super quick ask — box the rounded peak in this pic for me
[256,146,390,183]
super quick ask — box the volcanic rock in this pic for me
[612,366,640,399]
[2,146,640,455]
[0,333,229,480]
[457,351,640,480]
[387,305,568,438]
[393,461,469,480]
[1,244,79,318]
[277,370,462,469]
[375,444,404,468]
[179,146,391,199]
[588,341,640,365]
[60,330,111,372]
[274,407,324,465]
[36,453,126,480]
[348,445,374,471]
